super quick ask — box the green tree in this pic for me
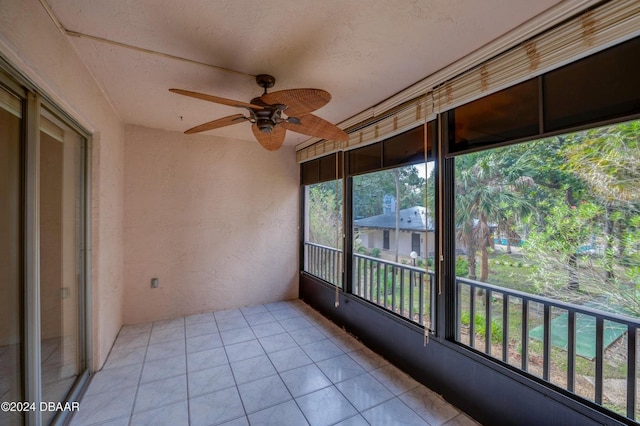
[455,151,524,281]
[307,180,342,248]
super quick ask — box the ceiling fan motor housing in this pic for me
[250,97,286,133]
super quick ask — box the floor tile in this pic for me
[244,311,277,326]
[130,400,189,426]
[149,326,185,345]
[185,312,215,325]
[348,347,389,371]
[217,317,250,332]
[186,321,219,338]
[279,316,314,332]
[189,364,236,396]
[225,339,265,362]
[270,307,301,321]
[152,317,185,331]
[362,397,428,426]
[296,386,358,426]
[134,375,187,413]
[316,354,366,384]
[280,364,332,397]
[145,339,185,362]
[258,333,298,354]
[189,387,245,426]
[330,333,365,353]
[335,373,394,411]
[69,387,137,425]
[247,400,310,426]
[370,364,420,396]
[399,386,460,426]
[334,414,370,426]
[103,345,146,369]
[237,375,291,414]
[140,354,186,383]
[111,332,150,351]
[85,363,141,395]
[187,347,228,372]
[268,347,313,373]
[219,417,250,426]
[230,354,277,385]
[443,413,483,426]
[214,308,243,321]
[301,339,344,362]
[220,327,255,345]
[288,327,326,346]
[186,332,223,353]
[241,304,268,315]
[264,300,295,312]
[73,300,478,426]
[251,321,286,338]
[118,322,152,337]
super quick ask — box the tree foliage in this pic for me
[453,120,639,316]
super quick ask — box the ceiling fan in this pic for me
[169,74,349,151]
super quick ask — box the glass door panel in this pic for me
[39,110,84,424]
[0,87,23,426]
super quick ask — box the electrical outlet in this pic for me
[60,287,70,299]
[151,278,159,288]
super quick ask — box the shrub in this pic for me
[459,311,503,344]
[456,256,469,277]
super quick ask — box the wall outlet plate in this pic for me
[151,278,159,288]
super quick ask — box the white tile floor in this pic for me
[70,300,481,426]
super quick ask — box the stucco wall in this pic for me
[123,125,299,324]
[0,0,125,369]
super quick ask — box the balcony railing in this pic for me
[304,242,434,328]
[456,277,639,421]
[304,242,343,288]
[303,241,640,420]
[353,253,435,329]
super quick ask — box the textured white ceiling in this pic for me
[47,0,563,147]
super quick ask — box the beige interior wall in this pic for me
[0,1,125,369]
[123,125,299,324]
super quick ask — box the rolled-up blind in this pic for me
[297,0,639,164]
[433,0,640,114]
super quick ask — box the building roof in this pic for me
[354,206,434,232]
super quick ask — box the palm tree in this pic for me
[455,152,527,282]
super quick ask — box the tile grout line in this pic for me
[127,323,152,426]
[182,317,191,426]
[248,305,315,425]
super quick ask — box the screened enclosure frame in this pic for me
[299,23,640,424]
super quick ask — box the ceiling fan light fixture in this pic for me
[257,119,274,133]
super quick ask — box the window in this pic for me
[303,178,343,287]
[302,153,344,287]
[352,163,435,327]
[453,119,640,417]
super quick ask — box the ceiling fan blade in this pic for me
[184,114,248,134]
[261,89,331,116]
[282,114,348,141]
[170,88,264,110]
[251,124,286,151]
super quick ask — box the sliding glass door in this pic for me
[0,69,89,425]
[0,83,23,426]
[39,110,86,425]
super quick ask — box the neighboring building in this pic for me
[354,206,434,259]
